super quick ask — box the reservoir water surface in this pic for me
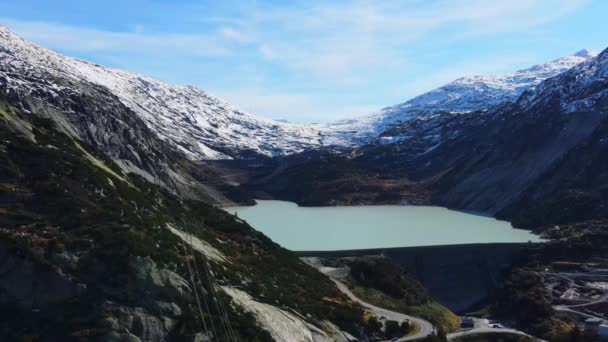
[224,200,542,251]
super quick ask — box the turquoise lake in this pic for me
[224,200,543,251]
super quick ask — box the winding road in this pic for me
[331,279,543,341]
[532,269,608,323]
[304,257,541,341]
[331,279,435,341]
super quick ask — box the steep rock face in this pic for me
[326,50,594,146]
[496,51,608,227]
[0,26,324,161]
[435,49,608,215]
[361,48,608,218]
[0,27,251,202]
[0,243,84,311]
[100,257,189,342]
[0,99,377,341]
[249,47,608,227]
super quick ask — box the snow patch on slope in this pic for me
[519,48,608,113]
[0,25,597,157]
[0,25,324,160]
[326,51,596,146]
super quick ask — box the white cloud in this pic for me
[258,45,276,60]
[215,88,381,123]
[0,0,589,122]
[1,19,230,57]
[1,1,586,83]
[221,27,250,44]
[227,0,587,81]
[133,24,145,35]
[393,54,539,101]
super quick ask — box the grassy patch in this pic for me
[351,285,459,332]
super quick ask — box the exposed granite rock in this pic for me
[129,255,190,301]
[101,329,144,342]
[0,242,83,311]
[50,250,80,271]
[106,304,178,342]
[92,256,191,341]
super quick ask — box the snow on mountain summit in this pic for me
[0,24,597,157]
[574,49,597,58]
[0,25,323,160]
[326,50,595,146]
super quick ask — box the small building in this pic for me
[585,318,608,339]
[586,318,603,331]
[460,317,474,329]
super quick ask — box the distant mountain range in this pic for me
[0,25,323,161]
[0,25,596,162]
[325,49,596,146]
[1,25,605,216]
[244,46,608,231]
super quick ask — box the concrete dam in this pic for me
[299,242,538,313]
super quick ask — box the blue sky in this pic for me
[1,0,606,123]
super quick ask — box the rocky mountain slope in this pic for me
[0,95,387,341]
[326,50,595,146]
[359,47,608,225]
[0,26,266,203]
[0,25,325,162]
[244,47,608,231]
[1,25,595,164]
[0,26,462,341]
[2,22,607,341]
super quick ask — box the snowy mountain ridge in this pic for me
[519,48,608,113]
[0,25,323,160]
[326,49,596,146]
[0,25,596,160]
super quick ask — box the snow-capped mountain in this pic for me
[326,49,596,146]
[0,24,597,165]
[350,47,608,216]
[0,25,323,160]
[519,48,608,113]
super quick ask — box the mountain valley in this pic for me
[1,23,608,342]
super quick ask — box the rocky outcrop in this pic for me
[130,256,190,300]
[0,242,84,311]
[106,304,178,342]
[95,257,191,342]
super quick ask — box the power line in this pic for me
[204,257,238,342]
[187,229,219,341]
[192,230,236,342]
[181,242,212,340]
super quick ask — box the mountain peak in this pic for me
[0,25,326,160]
[574,49,596,58]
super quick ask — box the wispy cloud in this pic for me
[220,27,250,44]
[5,1,582,83]
[1,18,230,57]
[224,0,587,81]
[215,87,382,123]
[394,54,539,101]
[0,0,591,122]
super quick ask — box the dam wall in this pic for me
[298,243,538,313]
